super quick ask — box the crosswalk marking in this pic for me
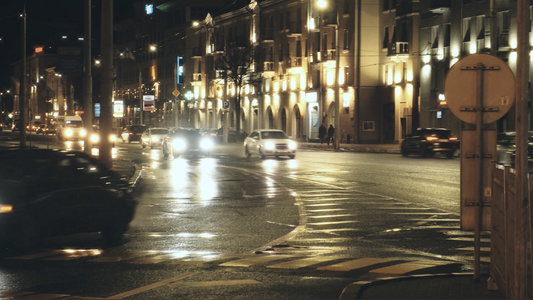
[308,214,357,219]
[307,220,359,226]
[168,279,261,288]
[368,260,452,276]
[220,255,295,267]
[317,258,393,272]
[267,256,345,269]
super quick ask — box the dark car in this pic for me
[497,131,533,164]
[401,128,459,158]
[162,128,215,158]
[216,127,248,143]
[121,124,148,143]
[0,149,137,251]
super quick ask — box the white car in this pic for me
[244,129,297,159]
[141,128,169,149]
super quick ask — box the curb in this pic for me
[338,273,477,300]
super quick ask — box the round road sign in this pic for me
[444,53,515,124]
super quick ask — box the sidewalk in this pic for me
[340,274,504,299]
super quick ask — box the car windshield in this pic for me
[131,126,147,133]
[151,129,169,135]
[261,131,288,139]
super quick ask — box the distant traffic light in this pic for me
[177,56,184,85]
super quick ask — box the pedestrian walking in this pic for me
[318,123,326,144]
[327,124,335,146]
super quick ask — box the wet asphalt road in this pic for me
[0,132,481,300]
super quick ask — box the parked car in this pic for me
[244,129,297,159]
[0,149,137,251]
[162,128,214,158]
[140,127,169,149]
[121,124,148,143]
[401,128,459,158]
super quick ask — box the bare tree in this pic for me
[216,41,254,135]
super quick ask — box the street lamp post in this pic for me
[317,0,341,150]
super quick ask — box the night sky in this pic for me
[0,0,136,90]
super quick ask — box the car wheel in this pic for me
[244,146,251,158]
[258,150,265,159]
[401,147,408,156]
[289,155,295,159]
[141,143,146,149]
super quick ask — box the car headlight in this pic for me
[151,136,160,142]
[200,138,214,151]
[288,141,297,150]
[172,138,187,152]
[265,141,275,150]
[65,129,73,137]
[110,134,116,142]
[80,129,87,137]
[90,133,100,143]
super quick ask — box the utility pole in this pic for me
[20,5,27,149]
[83,0,93,154]
[99,0,113,167]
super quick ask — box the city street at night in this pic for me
[0,131,495,299]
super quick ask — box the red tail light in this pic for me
[449,137,458,141]
[425,136,439,141]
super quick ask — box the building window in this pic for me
[383,27,389,49]
[344,29,350,50]
[363,121,375,131]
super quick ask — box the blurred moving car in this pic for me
[497,131,533,164]
[56,115,86,141]
[244,129,297,159]
[121,124,148,143]
[0,149,137,251]
[162,128,214,158]
[401,128,459,158]
[89,125,117,148]
[141,127,169,149]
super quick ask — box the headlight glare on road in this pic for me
[265,141,275,150]
[288,141,297,150]
[200,138,214,151]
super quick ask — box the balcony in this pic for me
[261,32,274,42]
[323,50,336,61]
[264,61,275,71]
[429,0,451,14]
[396,2,419,16]
[288,57,302,68]
[286,22,302,37]
[192,73,202,82]
[388,42,409,56]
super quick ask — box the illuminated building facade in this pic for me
[419,0,523,134]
